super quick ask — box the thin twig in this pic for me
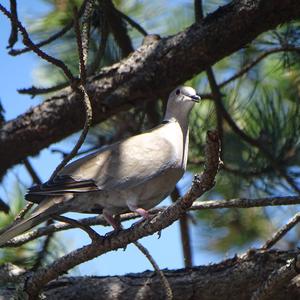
[53,215,101,241]
[8,0,87,56]
[134,241,173,300]
[23,158,42,185]
[7,0,18,48]
[14,203,34,222]
[0,4,75,82]
[261,212,300,250]
[103,0,134,57]
[80,1,94,74]
[194,0,203,24]
[4,195,300,248]
[87,7,109,76]
[220,46,300,88]
[0,1,94,236]
[18,81,71,97]
[116,9,148,36]
[49,87,92,181]
[51,144,99,158]
[48,5,93,181]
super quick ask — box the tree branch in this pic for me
[1,0,300,179]
[7,0,18,49]
[261,212,300,250]
[3,195,300,248]
[251,254,300,300]
[3,250,300,299]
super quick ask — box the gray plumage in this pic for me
[0,86,200,246]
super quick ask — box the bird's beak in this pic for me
[190,94,201,103]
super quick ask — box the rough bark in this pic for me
[1,250,300,299]
[1,0,300,179]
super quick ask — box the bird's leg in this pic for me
[103,210,122,231]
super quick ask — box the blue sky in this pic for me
[0,0,223,276]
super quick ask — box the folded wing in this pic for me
[26,127,177,203]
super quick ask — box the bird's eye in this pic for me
[175,89,180,95]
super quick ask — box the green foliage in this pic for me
[196,207,272,252]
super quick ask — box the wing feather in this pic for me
[26,125,178,202]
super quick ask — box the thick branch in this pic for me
[1,0,300,178]
[2,250,300,300]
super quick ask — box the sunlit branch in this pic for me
[4,195,300,248]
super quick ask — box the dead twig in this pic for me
[8,0,87,56]
[0,4,74,82]
[14,203,34,222]
[48,3,93,180]
[134,241,173,300]
[7,0,18,48]
[261,212,300,250]
[53,215,101,241]
[116,9,148,36]
[18,81,71,97]
[23,158,42,185]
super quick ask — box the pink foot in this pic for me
[134,208,149,219]
[127,205,150,227]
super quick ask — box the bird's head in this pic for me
[164,86,201,122]
[170,86,201,103]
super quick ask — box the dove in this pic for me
[0,86,200,246]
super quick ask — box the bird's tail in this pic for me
[0,196,70,247]
[0,213,49,247]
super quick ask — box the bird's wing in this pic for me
[26,127,178,201]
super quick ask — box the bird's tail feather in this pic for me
[0,195,71,247]
[0,213,49,247]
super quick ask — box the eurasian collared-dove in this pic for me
[0,86,200,246]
